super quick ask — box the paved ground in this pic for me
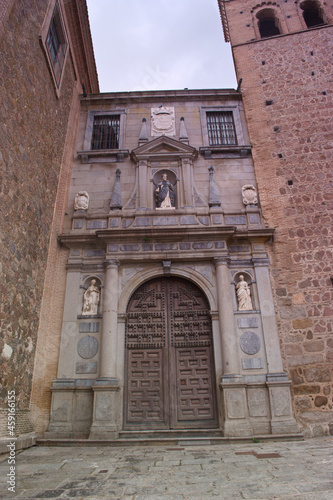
[0,437,332,499]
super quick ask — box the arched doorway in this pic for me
[124,277,218,430]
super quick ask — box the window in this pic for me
[256,9,281,38]
[41,0,68,94]
[91,115,121,150]
[300,1,325,28]
[206,111,237,146]
[259,18,281,37]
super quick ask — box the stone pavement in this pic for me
[0,437,332,500]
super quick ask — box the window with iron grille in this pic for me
[91,115,121,150]
[206,111,237,146]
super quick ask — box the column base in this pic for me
[267,373,300,435]
[220,375,253,437]
[89,378,120,440]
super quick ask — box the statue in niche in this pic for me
[154,173,176,209]
[236,275,253,311]
[74,191,89,211]
[82,279,100,315]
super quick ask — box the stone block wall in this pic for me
[222,1,333,436]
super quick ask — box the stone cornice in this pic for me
[59,226,274,248]
[80,88,241,104]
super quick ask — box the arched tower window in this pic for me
[300,1,325,28]
[256,9,281,38]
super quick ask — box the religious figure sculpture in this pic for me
[82,279,100,315]
[154,173,176,209]
[236,275,253,311]
[74,191,89,211]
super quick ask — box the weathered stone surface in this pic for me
[239,331,261,355]
[87,220,107,229]
[241,358,263,370]
[304,367,331,383]
[76,362,98,374]
[79,322,100,333]
[292,318,313,329]
[237,317,259,329]
[294,397,312,410]
[77,336,99,359]
[293,385,320,395]
[225,215,246,225]
[314,396,328,408]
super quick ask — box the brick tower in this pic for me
[218,0,333,436]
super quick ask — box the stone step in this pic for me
[119,428,223,440]
[37,432,303,448]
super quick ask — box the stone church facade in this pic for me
[1,0,332,446]
[46,89,299,439]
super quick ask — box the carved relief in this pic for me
[242,185,258,206]
[82,279,100,316]
[236,275,253,311]
[74,191,89,211]
[151,106,175,136]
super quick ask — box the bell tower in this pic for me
[218,0,333,437]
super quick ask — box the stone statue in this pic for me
[154,173,176,209]
[236,275,253,311]
[74,191,89,211]
[82,279,100,315]
[242,185,258,206]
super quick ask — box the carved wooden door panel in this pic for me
[124,277,217,430]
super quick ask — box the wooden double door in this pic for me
[124,277,218,430]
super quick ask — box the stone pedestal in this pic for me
[47,380,75,437]
[267,373,300,434]
[220,375,253,437]
[89,378,120,440]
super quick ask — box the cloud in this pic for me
[87,0,237,92]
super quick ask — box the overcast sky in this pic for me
[86,0,237,93]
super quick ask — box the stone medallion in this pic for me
[77,335,98,359]
[240,331,261,355]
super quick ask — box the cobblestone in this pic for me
[0,437,332,499]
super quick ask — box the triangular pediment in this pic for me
[131,136,197,162]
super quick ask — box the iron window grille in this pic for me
[206,111,237,146]
[91,115,121,150]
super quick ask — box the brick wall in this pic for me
[0,0,77,428]
[223,1,333,436]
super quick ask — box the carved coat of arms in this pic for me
[151,106,175,136]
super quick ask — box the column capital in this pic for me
[252,257,270,267]
[104,259,120,270]
[214,256,230,268]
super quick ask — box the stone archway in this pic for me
[123,276,218,430]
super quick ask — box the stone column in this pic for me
[100,260,120,379]
[181,158,193,207]
[47,269,81,437]
[254,258,299,435]
[89,259,120,440]
[253,258,284,373]
[214,257,239,375]
[215,258,252,436]
[138,160,148,209]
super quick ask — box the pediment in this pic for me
[131,136,197,162]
